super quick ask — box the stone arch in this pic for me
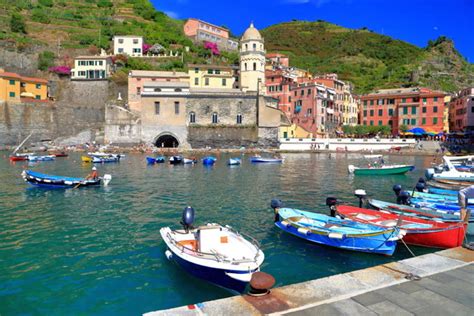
[154,132,180,148]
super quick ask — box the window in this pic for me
[245,44,248,50]
[422,118,426,125]
[133,39,139,44]
[133,48,141,53]
[301,90,304,96]
[434,97,438,102]
[244,63,247,71]
[411,106,416,114]
[236,114,242,124]
[370,110,374,116]
[472,107,474,113]
[215,69,220,75]
[308,89,311,95]
[194,78,199,85]
[378,109,383,116]
[388,99,395,104]
[174,101,180,114]
[118,48,124,53]
[370,121,374,126]
[378,120,382,126]
[411,119,416,125]
[222,78,226,86]
[402,98,406,103]
[413,97,420,102]
[253,43,256,50]
[195,68,199,73]
[212,112,218,124]
[207,69,213,74]
[433,117,438,124]
[377,99,384,105]
[388,109,393,116]
[422,98,427,103]
[34,95,40,100]
[189,112,196,123]
[363,100,367,106]
[205,78,209,86]
[154,102,160,114]
[388,120,393,126]
[422,107,427,113]
[9,80,15,85]
[433,106,438,113]
[136,87,141,95]
[363,110,367,117]
[253,63,256,71]
[294,91,297,96]
[403,107,408,115]
[154,88,161,92]
[370,100,374,105]
[35,84,41,89]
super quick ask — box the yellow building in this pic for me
[443,95,451,133]
[342,90,359,126]
[188,64,235,89]
[280,124,312,139]
[0,69,48,103]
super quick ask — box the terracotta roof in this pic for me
[0,72,22,80]
[21,76,48,84]
[75,55,112,60]
[0,72,47,84]
[188,64,232,70]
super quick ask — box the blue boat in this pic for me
[21,170,112,188]
[250,156,283,163]
[202,156,217,165]
[146,156,165,164]
[411,191,458,202]
[169,156,183,165]
[271,202,402,256]
[160,207,264,293]
[427,187,458,196]
[28,155,55,162]
[228,158,241,166]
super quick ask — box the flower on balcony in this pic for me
[48,66,71,75]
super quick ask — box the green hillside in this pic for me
[0,0,191,49]
[261,21,474,93]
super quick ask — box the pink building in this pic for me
[184,18,238,51]
[267,53,289,68]
[449,87,474,132]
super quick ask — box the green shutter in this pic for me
[411,106,416,114]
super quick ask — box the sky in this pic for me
[151,0,474,62]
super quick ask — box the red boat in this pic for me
[9,154,29,161]
[49,151,68,157]
[337,205,466,249]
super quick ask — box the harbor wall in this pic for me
[279,138,417,151]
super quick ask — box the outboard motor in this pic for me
[397,191,411,205]
[326,197,338,217]
[354,189,367,208]
[415,181,425,192]
[392,184,402,197]
[418,177,426,184]
[271,199,283,222]
[180,206,195,233]
[425,168,435,179]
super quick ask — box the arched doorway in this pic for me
[154,133,179,148]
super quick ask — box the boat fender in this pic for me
[181,206,195,233]
[297,227,311,236]
[165,250,173,260]
[415,182,425,192]
[392,184,402,196]
[328,232,344,239]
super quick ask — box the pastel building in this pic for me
[449,87,474,132]
[71,56,112,80]
[184,18,238,51]
[360,87,446,135]
[113,35,143,56]
[0,69,48,103]
[240,23,266,93]
[188,64,236,89]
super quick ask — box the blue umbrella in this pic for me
[407,127,426,134]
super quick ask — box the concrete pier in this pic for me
[144,247,473,316]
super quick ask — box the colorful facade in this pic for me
[0,69,48,103]
[360,87,446,135]
[188,64,236,89]
[449,87,474,132]
[184,18,238,51]
[113,35,143,56]
[71,56,112,80]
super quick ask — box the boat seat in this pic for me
[177,240,197,251]
[355,213,378,221]
[376,220,398,227]
[324,223,338,229]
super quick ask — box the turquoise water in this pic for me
[0,152,449,315]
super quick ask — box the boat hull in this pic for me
[353,165,414,175]
[167,247,255,293]
[169,156,183,165]
[275,221,397,255]
[22,170,101,188]
[250,158,283,163]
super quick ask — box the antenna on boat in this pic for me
[12,132,33,155]
[354,189,367,208]
[180,206,195,233]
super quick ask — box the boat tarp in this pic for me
[26,170,84,182]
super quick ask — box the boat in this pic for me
[426,179,466,191]
[368,199,473,235]
[183,158,198,164]
[88,152,124,160]
[21,170,112,188]
[169,155,183,165]
[81,155,92,163]
[147,156,166,164]
[411,191,458,203]
[91,156,119,163]
[337,205,467,249]
[250,156,283,163]
[9,153,32,161]
[49,151,68,157]
[425,156,474,182]
[160,207,264,293]
[228,158,241,166]
[202,156,217,165]
[270,200,402,256]
[348,164,414,175]
[427,187,458,196]
[27,155,56,162]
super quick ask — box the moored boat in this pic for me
[250,157,283,163]
[160,207,264,293]
[202,156,217,165]
[27,155,56,162]
[9,153,32,161]
[270,200,403,256]
[425,156,474,182]
[169,155,183,165]
[337,205,467,249]
[21,170,112,188]
[183,158,198,164]
[228,158,241,166]
[348,164,414,175]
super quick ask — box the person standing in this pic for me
[458,185,474,223]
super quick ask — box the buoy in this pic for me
[248,271,275,297]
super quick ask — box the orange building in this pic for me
[449,87,474,132]
[0,69,48,103]
[360,87,446,135]
[183,18,238,51]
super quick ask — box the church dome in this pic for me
[241,22,262,41]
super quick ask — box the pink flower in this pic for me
[48,66,71,75]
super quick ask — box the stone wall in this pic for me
[188,126,258,148]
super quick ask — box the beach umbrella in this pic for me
[407,127,426,134]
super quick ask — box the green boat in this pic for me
[348,164,415,175]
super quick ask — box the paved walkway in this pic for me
[286,264,473,316]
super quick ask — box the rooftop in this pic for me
[0,71,47,83]
[143,81,190,88]
[188,64,233,70]
[366,87,446,97]
[187,18,229,33]
[113,35,143,39]
[129,70,189,78]
[75,55,112,60]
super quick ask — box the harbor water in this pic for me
[0,152,459,315]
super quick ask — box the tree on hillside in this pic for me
[10,12,27,34]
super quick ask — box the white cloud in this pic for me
[165,11,179,19]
